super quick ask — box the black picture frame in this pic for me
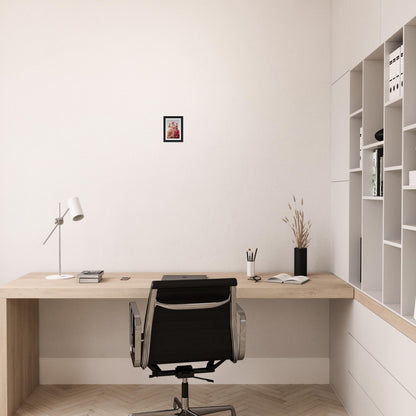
[163,116,183,142]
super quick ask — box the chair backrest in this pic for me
[141,278,238,368]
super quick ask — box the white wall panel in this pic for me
[330,182,349,281]
[381,0,416,40]
[331,73,350,181]
[331,0,380,82]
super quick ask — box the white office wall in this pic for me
[0,0,330,282]
[0,0,332,383]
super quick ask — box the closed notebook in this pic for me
[265,273,309,285]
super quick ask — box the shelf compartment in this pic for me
[384,97,402,108]
[402,229,416,316]
[362,141,384,150]
[366,290,383,303]
[363,57,384,147]
[402,131,416,186]
[403,184,416,226]
[350,63,363,114]
[384,106,402,167]
[383,244,401,306]
[403,123,416,132]
[362,200,383,294]
[349,173,362,288]
[384,303,401,314]
[362,196,383,201]
[403,24,416,127]
[350,108,363,118]
[384,239,402,248]
[384,170,402,242]
[350,117,362,170]
[384,165,402,171]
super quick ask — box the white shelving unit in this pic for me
[348,22,416,327]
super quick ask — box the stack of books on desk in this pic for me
[78,270,104,283]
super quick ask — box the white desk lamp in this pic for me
[43,197,84,280]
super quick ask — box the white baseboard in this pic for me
[40,357,329,384]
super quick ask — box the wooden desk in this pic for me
[0,272,352,416]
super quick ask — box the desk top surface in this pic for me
[0,272,353,299]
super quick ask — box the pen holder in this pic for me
[247,261,255,278]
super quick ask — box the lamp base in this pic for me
[45,274,74,280]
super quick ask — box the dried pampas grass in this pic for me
[282,195,311,248]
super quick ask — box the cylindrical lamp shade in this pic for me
[68,197,84,221]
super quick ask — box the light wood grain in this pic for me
[0,299,39,416]
[15,384,348,416]
[0,272,354,299]
[0,299,7,416]
[355,289,416,343]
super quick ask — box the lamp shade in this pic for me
[68,197,84,221]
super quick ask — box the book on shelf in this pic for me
[79,276,102,283]
[265,273,309,285]
[78,270,104,279]
[371,148,384,196]
[379,148,383,196]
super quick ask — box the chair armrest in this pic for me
[129,302,142,368]
[236,303,246,360]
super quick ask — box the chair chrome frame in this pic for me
[128,281,246,416]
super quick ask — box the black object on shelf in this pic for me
[375,128,383,141]
[377,148,384,196]
[294,247,307,276]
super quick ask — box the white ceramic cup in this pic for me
[247,261,255,278]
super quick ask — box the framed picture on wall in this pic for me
[163,116,183,142]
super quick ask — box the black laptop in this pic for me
[162,275,207,281]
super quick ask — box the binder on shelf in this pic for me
[395,46,401,98]
[389,51,394,100]
[389,47,401,101]
[400,44,404,95]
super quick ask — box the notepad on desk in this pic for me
[265,273,309,285]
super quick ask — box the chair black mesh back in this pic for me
[147,278,237,366]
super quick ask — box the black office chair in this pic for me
[129,278,246,416]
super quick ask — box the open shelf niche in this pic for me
[348,18,416,328]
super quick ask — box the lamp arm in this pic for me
[42,208,70,245]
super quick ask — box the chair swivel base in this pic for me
[129,395,236,416]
